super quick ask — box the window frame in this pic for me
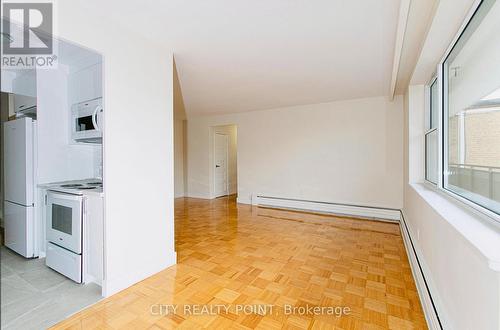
[424,76,438,185]
[433,0,500,222]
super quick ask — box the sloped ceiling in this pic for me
[70,0,439,115]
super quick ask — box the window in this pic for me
[425,78,439,184]
[443,0,500,215]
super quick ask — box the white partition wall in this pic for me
[57,1,176,296]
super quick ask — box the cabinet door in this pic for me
[70,63,103,104]
[92,63,103,100]
[12,70,36,97]
[37,189,47,257]
[83,195,104,285]
[13,94,37,112]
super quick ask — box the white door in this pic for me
[214,133,229,197]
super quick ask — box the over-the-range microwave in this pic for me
[71,98,103,144]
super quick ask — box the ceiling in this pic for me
[84,0,406,115]
[3,1,443,115]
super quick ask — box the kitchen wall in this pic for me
[58,0,176,297]
[0,62,101,185]
[186,96,404,209]
[36,65,99,184]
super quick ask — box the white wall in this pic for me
[187,96,403,209]
[174,119,185,197]
[173,60,186,198]
[403,87,500,330]
[58,0,176,296]
[212,125,237,195]
[402,1,500,328]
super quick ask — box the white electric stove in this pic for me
[45,179,102,283]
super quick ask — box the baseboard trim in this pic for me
[399,212,443,330]
[236,197,251,205]
[253,195,401,221]
[252,194,441,329]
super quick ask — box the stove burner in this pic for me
[61,184,84,187]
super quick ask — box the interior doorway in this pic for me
[214,133,229,197]
[211,125,237,199]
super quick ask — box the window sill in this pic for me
[410,182,500,272]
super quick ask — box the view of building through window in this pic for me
[444,0,500,214]
[447,107,500,205]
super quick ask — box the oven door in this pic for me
[46,191,83,254]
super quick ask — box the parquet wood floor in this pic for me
[52,196,427,329]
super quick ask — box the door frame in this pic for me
[213,133,229,198]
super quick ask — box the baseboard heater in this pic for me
[400,212,443,330]
[253,195,401,222]
[253,194,442,330]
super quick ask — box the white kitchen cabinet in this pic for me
[69,63,103,104]
[12,70,37,98]
[83,194,104,285]
[13,94,37,112]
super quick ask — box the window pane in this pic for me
[430,80,439,129]
[425,130,438,184]
[444,0,500,214]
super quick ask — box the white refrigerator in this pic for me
[4,117,38,258]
